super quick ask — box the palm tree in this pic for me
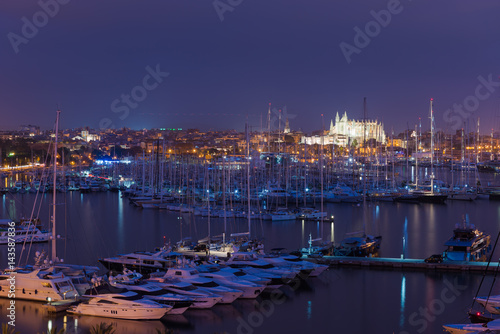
[37,327,65,334]
[1,323,20,334]
[90,323,115,334]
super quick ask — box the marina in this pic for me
[2,2,500,332]
[1,181,500,333]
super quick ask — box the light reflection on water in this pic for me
[400,274,406,328]
[0,184,499,332]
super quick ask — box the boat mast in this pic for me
[246,117,251,237]
[491,129,494,161]
[363,97,367,199]
[450,133,454,189]
[430,98,434,193]
[52,109,61,263]
[415,124,418,187]
[267,103,271,153]
[320,113,324,238]
[476,118,480,164]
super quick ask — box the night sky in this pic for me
[1,0,499,134]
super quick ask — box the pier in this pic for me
[41,300,76,314]
[310,256,500,274]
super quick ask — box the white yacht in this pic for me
[262,209,296,221]
[0,220,50,245]
[53,263,100,296]
[67,286,169,320]
[0,267,79,302]
[295,208,327,220]
[194,270,265,299]
[443,221,491,262]
[196,264,271,286]
[161,267,243,303]
[225,252,299,283]
[260,252,328,277]
[99,250,178,274]
[474,295,500,315]
[109,275,194,314]
[146,277,222,309]
[443,318,500,333]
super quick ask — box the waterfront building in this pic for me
[301,111,386,147]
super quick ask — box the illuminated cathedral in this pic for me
[301,111,385,146]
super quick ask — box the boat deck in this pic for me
[308,256,500,274]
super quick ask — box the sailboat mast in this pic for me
[415,124,418,187]
[52,109,61,263]
[246,118,251,237]
[267,103,271,153]
[430,98,434,193]
[320,114,324,238]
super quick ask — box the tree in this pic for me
[1,323,20,334]
[37,327,65,334]
[351,139,358,149]
[90,323,116,334]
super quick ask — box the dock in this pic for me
[309,256,500,274]
[42,301,76,313]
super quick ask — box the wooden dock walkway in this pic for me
[310,256,500,274]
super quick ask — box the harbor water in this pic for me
[1,187,500,333]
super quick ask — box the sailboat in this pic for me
[411,99,448,204]
[0,110,82,303]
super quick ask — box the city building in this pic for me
[301,111,385,147]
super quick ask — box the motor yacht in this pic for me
[68,284,169,320]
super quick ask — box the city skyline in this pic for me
[1,1,499,134]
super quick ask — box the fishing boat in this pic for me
[443,218,491,262]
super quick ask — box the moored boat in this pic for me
[443,218,491,262]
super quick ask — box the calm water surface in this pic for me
[1,185,500,333]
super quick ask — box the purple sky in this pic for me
[0,0,499,134]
